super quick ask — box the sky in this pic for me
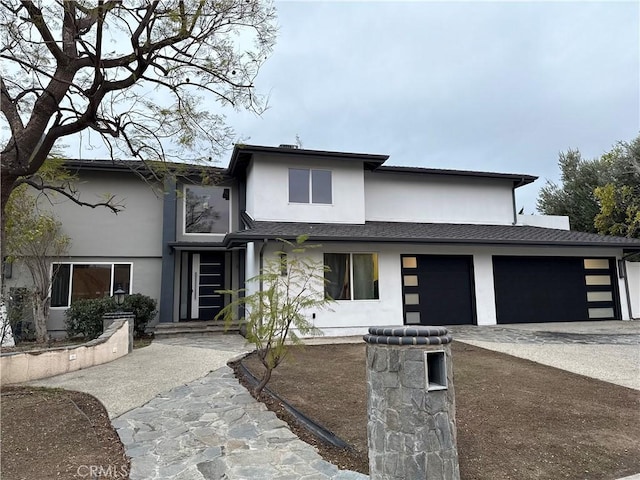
[57,1,639,213]
[221,0,639,213]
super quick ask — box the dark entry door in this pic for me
[401,255,476,326]
[180,252,226,321]
[492,256,618,324]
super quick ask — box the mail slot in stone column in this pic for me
[364,326,460,480]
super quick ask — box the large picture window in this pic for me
[51,263,132,307]
[289,169,332,204]
[184,185,230,234]
[324,253,378,300]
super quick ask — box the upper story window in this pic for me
[289,169,332,204]
[184,185,230,234]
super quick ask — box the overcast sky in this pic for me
[224,0,639,213]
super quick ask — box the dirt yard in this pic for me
[238,342,640,480]
[1,387,130,480]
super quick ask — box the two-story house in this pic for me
[7,144,640,338]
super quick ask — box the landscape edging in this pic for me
[234,358,353,450]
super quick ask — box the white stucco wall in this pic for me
[364,171,515,225]
[626,261,640,319]
[245,155,366,223]
[517,214,570,230]
[259,242,630,337]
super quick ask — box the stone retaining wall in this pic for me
[0,318,131,385]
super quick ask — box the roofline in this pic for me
[62,159,226,178]
[228,144,390,176]
[224,231,640,249]
[373,166,538,187]
[61,152,538,188]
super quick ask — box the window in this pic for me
[184,185,230,234]
[51,263,132,307]
[324,253,378,300]
[289,169,332,204]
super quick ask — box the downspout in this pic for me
[258,239,268,323]
[512,178,526,225]
[620,252,637,320]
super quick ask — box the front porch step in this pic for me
[153,320,243,337]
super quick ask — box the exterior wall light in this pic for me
[114,287,126,308]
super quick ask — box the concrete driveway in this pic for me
[449,320,640,391]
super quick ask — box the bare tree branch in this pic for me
[16,177,123,214]
[0,0,277,229]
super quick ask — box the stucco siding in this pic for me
[45,171,163,257]
[364,171,515,225]
[627,261,640,319]
[260,242,630,336]
[517,214,570,230]
[245,155,366,223]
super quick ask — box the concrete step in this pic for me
[153,321,243,337]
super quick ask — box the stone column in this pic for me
[103,312,135,353]
[364,326,460,480]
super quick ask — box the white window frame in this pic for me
[324,252,379,301]
[288,168,333,205]
[50,262,134,309]
[182,184,232,236]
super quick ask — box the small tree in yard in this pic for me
[4,185,70,343]
[216,236,333,395]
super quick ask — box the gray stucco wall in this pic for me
[6,170,165,338]
[47,170,164,257]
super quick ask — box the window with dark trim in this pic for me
[289,169,332,204]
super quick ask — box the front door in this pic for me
[179,252,226,321]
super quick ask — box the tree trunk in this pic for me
[1,170,19,293]
[32,294,50,343]
[253,367,273,396]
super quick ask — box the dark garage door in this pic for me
[493,256,619,324]
[401,255,476,326]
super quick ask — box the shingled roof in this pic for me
[225,221,640,250]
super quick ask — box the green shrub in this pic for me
[64,294,158,340]
[121,294,158,338]
[65,297,117,340]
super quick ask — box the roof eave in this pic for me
[224,232,640,249]
[227,144,390,176]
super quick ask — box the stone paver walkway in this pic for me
[109,335,366,480]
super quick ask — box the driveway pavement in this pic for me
[449,321,640,391]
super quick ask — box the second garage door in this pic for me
[493,256,619,324]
